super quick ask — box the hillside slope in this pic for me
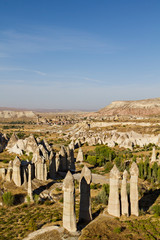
[98,98,160,116]
[0,111,36,118]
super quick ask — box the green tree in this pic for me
[138,161,144,179]
[152,162,158,182]
[157,167,160,183]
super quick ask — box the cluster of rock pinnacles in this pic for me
[108,162,139,218]
[62,162,139,232]
[63,165,92,232]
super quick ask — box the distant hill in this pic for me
[98,97,160,116]
[0,110,36,118]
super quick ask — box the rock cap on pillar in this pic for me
[80,165,92,184]
[130,162,139,176]
[123,169,128,179]
[110,164,120,179]
[63,171,74,193]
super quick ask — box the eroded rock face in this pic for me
[0,110,36,118]
[49,150,56,179]
[25,135,38,154]
[98,97,160,116]
[66,147,75,171]
[59,146,68,172]
[108,165,120,217]
[76,148,84,163]
[121,170,129,217]
[7,133,18,149]
[33,148,47,181]
[151,146,156,163]
[68,125,160,150]
[0,133,8,152]
[79,166,92,223]
[28,164,34,202]
[12,156,21,187]
[63,171,77,232]
[130,162,139,216]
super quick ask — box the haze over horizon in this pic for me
[0,0,160,110]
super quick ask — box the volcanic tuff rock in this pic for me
[98,97,160,116]
[0,132,8,152]
[0,111,36,118]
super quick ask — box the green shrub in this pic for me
[113,227,123,233]
[102,184,109,195]
[152,204,160,217]
[104,162,113,173]
[94,184,109,205]
[90,183,101,189]
[44,200,53,206]
[55,187,61,192]
[86,155,97,166]
[34,194,39,204]
[2,192,14,206]
[28,219,38,231]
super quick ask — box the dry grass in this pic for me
[0,202,63,240]
[79,214,160,240]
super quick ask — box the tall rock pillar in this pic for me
[12,156,21,187]
[121,170,129,216]
[151,146,156,163]
[108,165,120,217]
[63,171,76,232]
[79,165,92,223]
[28,164,34,202]
[130,162,139,216]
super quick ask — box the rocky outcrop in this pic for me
[0,133,8,152]
[0,111,36,118]
[98,97,160,116]
[69,129,160,150]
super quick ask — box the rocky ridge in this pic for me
[0,111,36,118]
[98,97,160,116]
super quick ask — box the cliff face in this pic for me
[98,98,160,116]
[0,111,36,118]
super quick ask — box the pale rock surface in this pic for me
[6,167,12,182]
[63,171,77,232]
[55,153,60,172]
[130,162,139,216]
[7,133,18,149]
[108,165,120,217]
[12,156,21,186]
[43,138,52,152]
[34,150,47,181]
[1,168,6,180]
[38,144,49,160]
[69,140,75,150]
[25,134,38,154]
[28,164,34,202]
[151,146,156,163]
[121,170,129,216]
[76,147,84,163]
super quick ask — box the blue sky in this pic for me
[0,0,160,110]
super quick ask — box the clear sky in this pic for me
[0,0,160,110]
